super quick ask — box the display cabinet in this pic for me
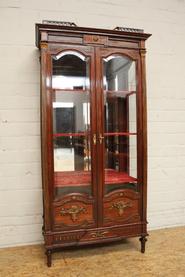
[35,21,151,266]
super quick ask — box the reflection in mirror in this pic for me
[53,101,75,172]
[53,91,92,197]
[53,92,91,172]
[52,51,89,90]
[103,55,136,91]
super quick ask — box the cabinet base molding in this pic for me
[44,223,147,266]
[44,222,147,247]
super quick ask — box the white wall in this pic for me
[0,0,185,248]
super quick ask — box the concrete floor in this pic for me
[0,226,185,277]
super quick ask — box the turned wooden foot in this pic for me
[46,250,52,267]
[139,236,147,253]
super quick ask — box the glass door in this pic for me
[51,49,96,200]
[49,47,98,230]
[49,45,140,228]
[102,54,138,194]
[96,48,141,226]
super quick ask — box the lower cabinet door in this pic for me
[103,189,140,227]
[53,194,96,230]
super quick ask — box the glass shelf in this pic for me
[52,88,89,93]
[53,132,88,137]
[104,90,136,98]
[53,132,136,138]
[105,132,137,136]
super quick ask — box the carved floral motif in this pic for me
[60,205,86,222]
[110,201,132,216]
[91,231,108,238]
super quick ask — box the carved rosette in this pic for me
[40,42,48,49]
[60,205,86,222]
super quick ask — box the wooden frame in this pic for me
[36,23,151,267]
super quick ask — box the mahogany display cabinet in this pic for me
[35,21,151,267]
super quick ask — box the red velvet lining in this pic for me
[54,169,137,187]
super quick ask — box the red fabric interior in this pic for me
[54,169,137,187]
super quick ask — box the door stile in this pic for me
[136,56,144,194]
[135,54,144,228]
[40,43,53,232]
[89,47,99,226]
[95,47,104,227]
[138,48,148,230]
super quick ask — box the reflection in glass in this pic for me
[52,52,92,197]
[103,55,137,194]
[52,51,89,90]
[103,55,136,91]
[129,136,137,178]
[128,93,136,133]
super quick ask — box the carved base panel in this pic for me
[53,194,95,230]
[103,190,140,226]
[44,222,147,249]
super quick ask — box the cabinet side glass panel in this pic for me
[52,52,92,198]
[103,55,137,194]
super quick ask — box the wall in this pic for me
[0,0,185,248]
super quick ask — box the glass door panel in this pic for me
[52,51,92,198]
[103,55,137,194]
